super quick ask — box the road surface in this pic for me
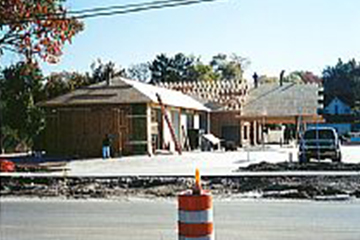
[1,198,360,240]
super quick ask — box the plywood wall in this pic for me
[44,105,132,158]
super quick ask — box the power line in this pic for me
[68,0,190,15]
[0,0,219,26]
[74,0,217,20]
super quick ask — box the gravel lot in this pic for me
[64,145,360,177]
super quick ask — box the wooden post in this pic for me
[146,104,153,156]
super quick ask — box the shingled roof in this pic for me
[40,78,209,111]
[242,83,320,117]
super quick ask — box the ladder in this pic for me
[156,93,182,155]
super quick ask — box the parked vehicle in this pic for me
[299,127,341,163]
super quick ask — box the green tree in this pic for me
[171,53,196,81]
[210,53,249,81]
[191,61,219,82]
[149,52,250,84]
[127,63,151,82]
[149,53,171,83]
[149,53,195,83]
[42,71,89,99]
[0,62,45,151]
[42,60,127,101]
[90,59,126,84]
[322,58,360,108]
[43,72,69,99]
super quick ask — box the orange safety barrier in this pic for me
[178,169,214,240]
[178,193,212,211]
[178,222,213,238]
[0,159,15,172]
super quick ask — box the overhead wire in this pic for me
[74,0,217,19]
[0,0,219,26]
[68,0,193,14]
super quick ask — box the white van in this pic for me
[299,127,341,163]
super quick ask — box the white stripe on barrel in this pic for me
[179,210,213,224]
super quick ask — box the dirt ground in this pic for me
[2,162,360,200]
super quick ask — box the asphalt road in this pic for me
[1,198,360,240]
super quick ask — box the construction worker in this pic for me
[102,134,111,159]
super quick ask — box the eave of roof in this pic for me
[39,77,209,111]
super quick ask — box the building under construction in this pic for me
[158,79,323,147]
[40,78,209,157]
[40,76,323,157]
[156,79,249,147]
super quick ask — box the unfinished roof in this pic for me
[40,78,209,111]
[156,80,248,111]
[242,83,320,117]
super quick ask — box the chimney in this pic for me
[253,72,258,88]
[280,70,285,87]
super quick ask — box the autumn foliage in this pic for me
[0,0,83,63]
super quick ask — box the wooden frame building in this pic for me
[39,78,209,157]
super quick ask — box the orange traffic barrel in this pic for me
[178,169,214,240]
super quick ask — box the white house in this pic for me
[324,97,352,115]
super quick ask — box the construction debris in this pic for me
[1,175,360,200]
[237,161,360,172]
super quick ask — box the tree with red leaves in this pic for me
[0,0,83,63]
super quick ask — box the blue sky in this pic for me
[2,0,360,79]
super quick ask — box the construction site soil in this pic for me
[238,161,360,172]
[1,162,360,200]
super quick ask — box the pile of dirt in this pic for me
[1,175,360,200]
[238,161,360,172]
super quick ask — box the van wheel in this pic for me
[332,153,342,163]
[299,153,308,163]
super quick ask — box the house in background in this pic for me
[318,96,355,135]
[323,97,352,115]
[39,78,209,157]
